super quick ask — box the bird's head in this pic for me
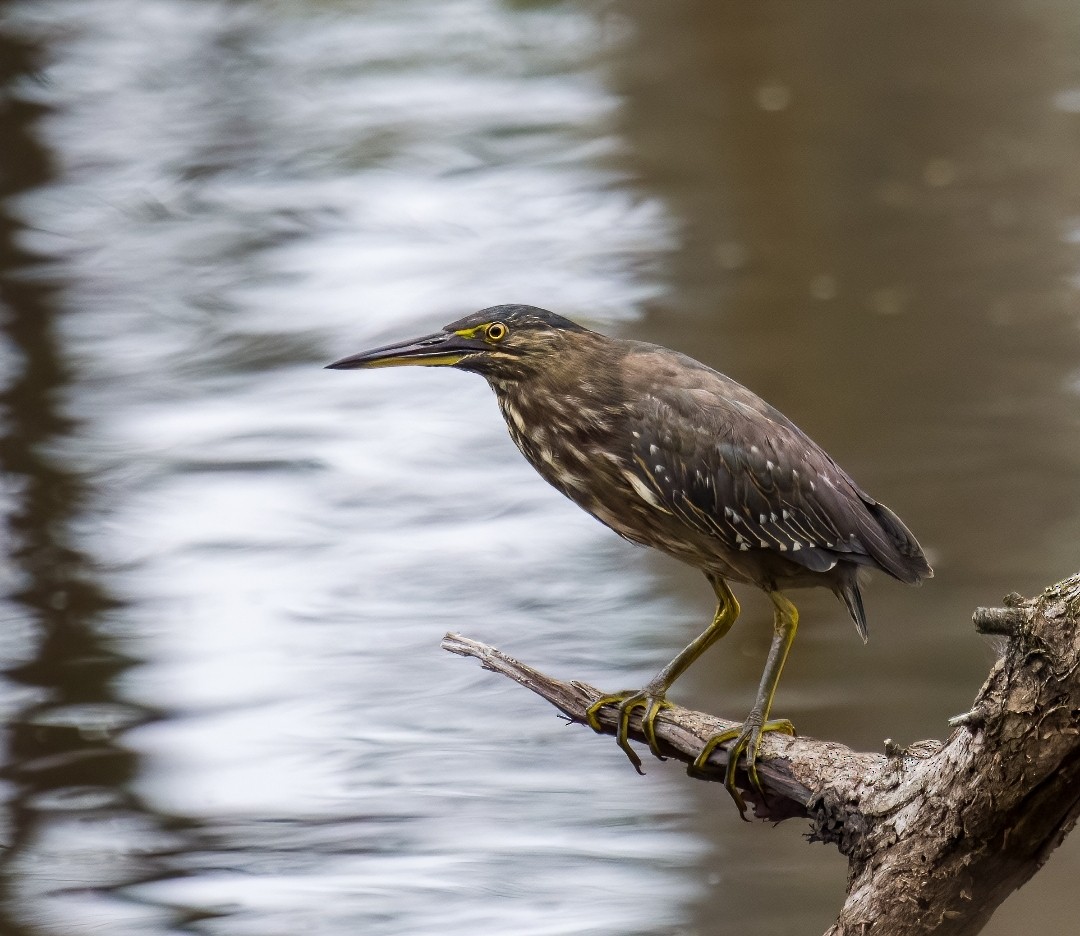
[326,304,592,382]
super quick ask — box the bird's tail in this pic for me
[838,578,869,643]
[864,500,933,585]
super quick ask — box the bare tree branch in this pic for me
[443,570,1080,935]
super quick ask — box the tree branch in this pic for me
[443,570,1080,935]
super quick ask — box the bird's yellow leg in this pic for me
[691,591,798,815]
[586,577,741,773]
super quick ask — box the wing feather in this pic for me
[621,349,929,584]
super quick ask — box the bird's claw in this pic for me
[585,690,674,773]
[689,716,796,817]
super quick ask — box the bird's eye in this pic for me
[485,322,508,342]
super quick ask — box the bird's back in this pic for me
[617,342,931,584]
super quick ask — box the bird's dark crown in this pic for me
[444,304,589,335]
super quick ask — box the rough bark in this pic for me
[442,571,1080,935]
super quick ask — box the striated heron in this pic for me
[328,304,932,812]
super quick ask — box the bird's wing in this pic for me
[622,350,912,579]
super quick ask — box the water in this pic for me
[2,1,1080,934]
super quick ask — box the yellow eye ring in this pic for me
[485,322,508,342]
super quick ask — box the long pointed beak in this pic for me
[326,329,486,370]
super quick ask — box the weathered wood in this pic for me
[443,570,1080,936]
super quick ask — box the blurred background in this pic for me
[1,1,1079,934]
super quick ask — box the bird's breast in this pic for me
[497,390,607,496]
[493,386,695,554]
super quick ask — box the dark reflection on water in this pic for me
[2,1,1080,934]
[0,18,182,936]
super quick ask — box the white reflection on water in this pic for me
[4,0,698,934]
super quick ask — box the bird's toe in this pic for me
[584,689,673,772]
[690,715,797,818]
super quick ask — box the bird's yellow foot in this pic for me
[689,716,796,816]
[585,690,674,774]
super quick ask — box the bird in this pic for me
[328,304,932,812]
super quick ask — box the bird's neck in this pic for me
[487,370,622,481]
